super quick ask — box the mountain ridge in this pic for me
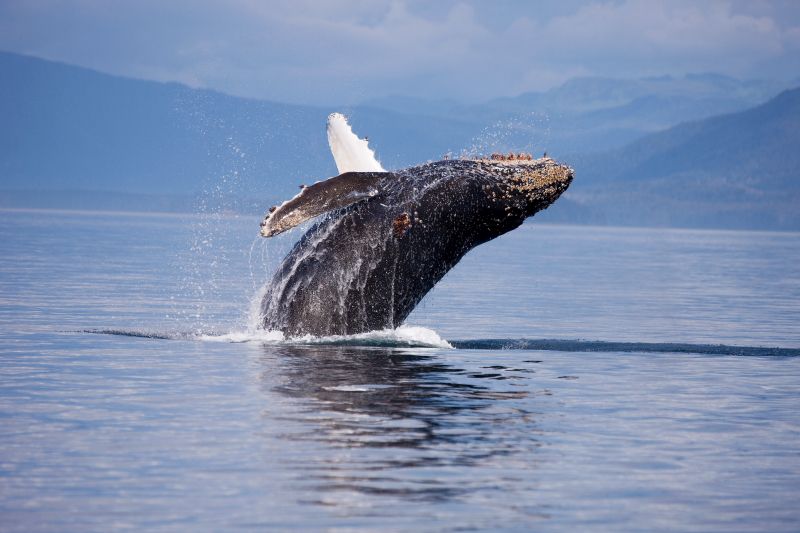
[1,51,797,229]
[559,88,800,230]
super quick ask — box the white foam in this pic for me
[291,325,453,348]
[322,384,396,392]
[197,324,452,349]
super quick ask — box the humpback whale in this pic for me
[259,113,573,337]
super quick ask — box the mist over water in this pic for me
[1,209,799,531]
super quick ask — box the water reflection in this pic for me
[258,345,543,505]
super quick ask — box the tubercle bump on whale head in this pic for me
[463,155,574,218]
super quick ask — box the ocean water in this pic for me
[0,208,799,531]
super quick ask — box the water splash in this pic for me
[199,324,453,348]
[282,325,453,348]
[462,112,551,158]
[84,325,452,349]
[172,90,265,336]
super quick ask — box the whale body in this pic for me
[259,115,573,337]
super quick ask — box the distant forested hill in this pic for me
[1,51,797,229]
[0,51,475,210]
[554,88,800,229]
[364,73,790,154]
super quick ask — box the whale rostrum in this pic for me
[259,114,573,337]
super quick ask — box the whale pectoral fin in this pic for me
[327,113,385,174]
[260,171,390,237]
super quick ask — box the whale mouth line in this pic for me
[77,329,799,357]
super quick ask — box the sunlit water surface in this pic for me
[1,209,799,531]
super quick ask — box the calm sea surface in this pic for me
[1,209,799,531]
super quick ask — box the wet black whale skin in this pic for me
[261,159,572,337]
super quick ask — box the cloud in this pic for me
[495,0,797,93]
[1,0,798,104]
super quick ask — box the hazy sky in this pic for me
[2,0,799,105]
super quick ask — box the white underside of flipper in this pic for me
[327,113,385,173]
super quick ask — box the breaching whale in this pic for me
[259,113,573,337]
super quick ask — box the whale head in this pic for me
[407,155,572,244]
[479,155,573,218]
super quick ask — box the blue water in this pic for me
[1,209,799,531]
